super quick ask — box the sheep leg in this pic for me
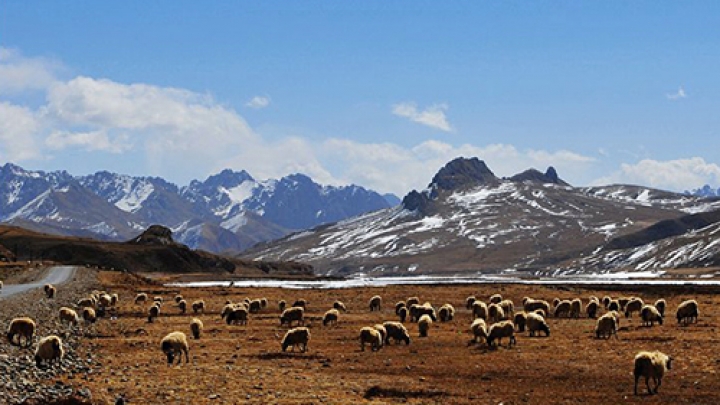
[645,376,653,395]
[653,377,661,394]
[184,348,189,363]
[634,377,639,395]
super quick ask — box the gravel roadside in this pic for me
[0,267,103,405]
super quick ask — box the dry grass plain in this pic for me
[76,272,720,404]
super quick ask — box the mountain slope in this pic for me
[247,157,717,277]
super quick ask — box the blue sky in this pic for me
[1,1,720,195]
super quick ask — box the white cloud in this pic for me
[666,86,687,100]
[593,157,720,191]
[45,130,132,153]
[0,47,62,94]
[245,96,271,109]
[392,102,452,132]
[0,102,41,161]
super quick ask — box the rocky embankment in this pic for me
[0,267,102,404]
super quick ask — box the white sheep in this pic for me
[77,297,95,308]
[323,309,339,326]
[526,313,550,337]
[489,293,503,304]
[654,299,667,317]
[595,313,618,340]
[553,300,572,318]
[640,305,663,326]
[7,317,36,347]
[395,301,406,315]
[607,300,621,312]
[469,318,488,345]
[34,335,64,368]
[249,299,262,313]
[676,300,698,325]
[488,303,505,323]
[153,296,163,304]
[570,298,582,318]
[618,297,631,311]
[602,296,612,309]
[292,299,307,309]
[487,320,516,348]
[382,321,411,345]
[148,305,160,323]
[109,293,119,307]
[135,293,147,305]
[513,312,527,332]
[82,307,97,324]
[410,304,437,322]
[624,298,644,318]
[226,306,249,325]
[98,293,112,308]
[260,297,268,308]
[177,300,187,314]
[190,318,203,339]
[465,296,476,310]
[160,331,190,366]
[373,324,387,343]
[472,301,488,320]
[278,300,287,312]
[523,299,550,314]
[369,295,382,311]
[359,326,383,351]
[634,350,672,395]
[281,327,310,352]
[59,307,79,326]
[406,297,420,308]
[586,300,599,319]
[438,304,455,322]
[499,299,514,318]
[280,307,305,327]
[418,314,433,337]
[398,307,408,323]
[191,300,205,314]
[174,294,184,304]
[334,301,348,312]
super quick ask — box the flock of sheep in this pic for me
[3,281,702,397]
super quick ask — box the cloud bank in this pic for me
[392,102,452,132]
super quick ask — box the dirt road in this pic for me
[0,265,77,299]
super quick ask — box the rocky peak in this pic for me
[509,166,569,186]
[129,225,175,245]
[430,157,498,191]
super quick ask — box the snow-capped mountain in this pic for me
[247,157,720,277]
[0,163,394,253]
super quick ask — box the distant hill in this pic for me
[0,163,394,254]
[246,157,720,277]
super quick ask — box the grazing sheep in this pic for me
[608,310,621,327]
[552,298,561,308]
[640,305,663,326]
[220,304,235,319]
[514,312,528,332]
[160,331,190,366]
[570,298,582,318]
[292,299,307,309]
[59,307,79,326]
[191,300,205,314]
[472,301,488,320]
[148,305,160,323]
[624,298,644,318]
[523,299,550,314]
[602,296,612,309]
[226,307,249,325]
[489,294,503,304]
[634,351,672,395]
[406,297,420,308]
[526,313,550,337]
[469,318,488,344]
[260,298,268,308]
[278,300,287,312]
[438,304,455,322]
[608,300,621,312]
[588,296,600,304]
[395,301,406,315]
[676,300,699,325]
[487,320,516,348]
[334,301,348,312]
[369,295,382,311]
[533,309,547,318]
[415,303,437,322]
[177,300,187,314]
[553,300,572,318]
[280,307,305,327]
[359,327,383,351]
[595,313,618,340]
[98,293,112,308]
[281,327,310,353]
[323,309,339,326]
[190,318,203,339]
[7,317,36,347]
[586,300,599,319]
[34,335,64,367]
[654,299,667,317]
[374,324,387,342]
[46,285,56,299]
[82,307,97,324]
[249,299,262,313]
[382,321,411,345]
[499,300,514,318]
[153,296,163,304]
[465,296,477,310]
[110,293,119,307]
[174,295,183,304]
[77,297,95,308]
[44,284,52,293]
[398,307,408,323]
[418,314,433,337]
[488,303,505,323]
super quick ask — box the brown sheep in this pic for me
[359,327,383,351]
[161,331,190,366]
[7,317,36,347]
[369,295,382,311]
[35,335,64,367]
[634,351,672,395]
[281,327,310,352]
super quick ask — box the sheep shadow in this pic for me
[363,385,448,400]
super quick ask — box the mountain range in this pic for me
[0,163,395,253]
[246,157,720,277]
